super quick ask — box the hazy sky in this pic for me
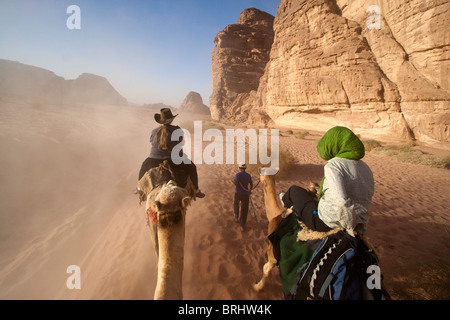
[0,0,280,107]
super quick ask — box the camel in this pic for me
[145,180,192,300]
[253,171,284,292]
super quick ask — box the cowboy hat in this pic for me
[154,108,177,124]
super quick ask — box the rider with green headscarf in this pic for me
[281,126,374,234]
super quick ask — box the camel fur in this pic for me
[253,172,284,292]
[280,208,344,241]
[146,180,192,300]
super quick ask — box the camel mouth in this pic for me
[158,210,183,228]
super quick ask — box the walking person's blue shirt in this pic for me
[235,171,252,195]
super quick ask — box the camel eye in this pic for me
[153,200,162,211]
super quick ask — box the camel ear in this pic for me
[181,196,191,209]
[151,200,162,211]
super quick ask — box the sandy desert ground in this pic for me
[0,101,449,300]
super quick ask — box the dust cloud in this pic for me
[0,100,161,299]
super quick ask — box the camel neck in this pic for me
[262,177,284,221]
[154,222,185,300]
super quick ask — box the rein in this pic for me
[238,179,260,193]
[238,178,261,224]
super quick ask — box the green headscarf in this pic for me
[316,126,365,200]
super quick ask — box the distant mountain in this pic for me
[178,91,210,115]
[0,59,127,106]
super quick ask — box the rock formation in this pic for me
[178,91,210,115]
[0,59,127,106]
[209,8,275,122]
[210,1,449,143]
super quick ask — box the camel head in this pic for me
[259,167,278,189]
[147,180,191,300]
[148,180,192,229]
[259,167,284,222]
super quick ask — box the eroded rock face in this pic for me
[263,0,407,137]
[211,1,449,143]
[335,0,450,142]
[209,8,275,121]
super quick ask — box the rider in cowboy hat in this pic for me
[138,108,205,198]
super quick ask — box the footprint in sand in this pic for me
[218,264,229,280]
[221,226,239,241]
[235,251,251,268]
[250,243,259,252]
[198,233,222,250]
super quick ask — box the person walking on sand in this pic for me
[233,162,253,231]
[138,108,205,198]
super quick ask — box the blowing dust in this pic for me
[0,101,163,299]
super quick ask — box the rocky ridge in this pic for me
[0,59,127,106]
[210,1,449,143]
